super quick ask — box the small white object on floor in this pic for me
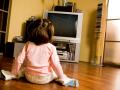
[1,70,16,80]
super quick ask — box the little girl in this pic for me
[0,19,79,87]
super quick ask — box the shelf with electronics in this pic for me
[45,10,83,63]
[43,1,84,63]
[52,39,80,63]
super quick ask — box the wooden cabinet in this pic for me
[104,42,120,65]
[103,0,120,65]
[0,0,10,54]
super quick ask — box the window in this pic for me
[0,0,9,54]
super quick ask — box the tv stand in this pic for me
[53,39,80,63]
[13,40,80,63]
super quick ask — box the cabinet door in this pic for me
[104,0,120,65]
[106,20,120,41]
[104,42,120,64]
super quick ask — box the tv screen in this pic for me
[48,13,78,38]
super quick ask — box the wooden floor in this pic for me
[0,56,120,90]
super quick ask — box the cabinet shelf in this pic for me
[0,0,10,54]
[0,9,8,13]
[95,3,103,33]
[53,40,80,63]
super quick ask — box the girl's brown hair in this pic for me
[28,19,54,45]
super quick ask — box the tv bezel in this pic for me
[44,11,83,43]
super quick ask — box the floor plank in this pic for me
[0,56,120,90]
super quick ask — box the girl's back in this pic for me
[24,42,56,76]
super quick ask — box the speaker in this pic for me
[54,6,73,12]
[4,42,14,57]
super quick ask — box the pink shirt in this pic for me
[11,42,65,79]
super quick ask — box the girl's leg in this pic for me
[49,68,79,87]
[0,70,16,80]
[17,68,25,78]
[55,76,79,87]
[24,68,58,84]
[0,66,25,80]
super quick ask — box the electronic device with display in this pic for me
[45,11,83,62]
[45,11,83,43]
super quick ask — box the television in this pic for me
[45,11,83,43]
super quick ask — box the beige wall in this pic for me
[7,0,98,63]
[76,0,98,62]
[7,0,58,42]
[8,0,43,41]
